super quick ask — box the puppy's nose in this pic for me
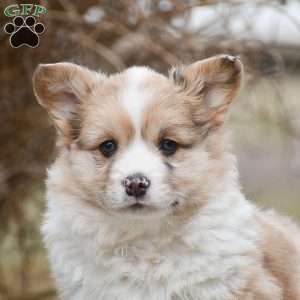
[123,173,151,198]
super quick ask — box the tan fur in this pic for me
[240,269,282,300]
[79,89,135,150]
[231,211,300,300]
[33,62,104,145]
[171,55,243,128]
[257,212,300,299]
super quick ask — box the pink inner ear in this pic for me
[51,90,81,122]
[204,86,228,109]
[62,90,81,105]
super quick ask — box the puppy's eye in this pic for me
[159,139,178,156]
[99,140,117,157]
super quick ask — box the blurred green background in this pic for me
[0,0,299,299]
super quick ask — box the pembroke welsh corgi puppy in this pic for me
[33,55,300,300]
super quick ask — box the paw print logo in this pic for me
[4,16,45,48]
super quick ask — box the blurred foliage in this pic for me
[0,0,299,299]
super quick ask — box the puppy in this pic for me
[33,55,300,300]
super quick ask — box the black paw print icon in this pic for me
[4,16,45,48]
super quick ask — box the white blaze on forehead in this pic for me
[113,67,168,192]
[119,66,157,132]
[113,139,165,178]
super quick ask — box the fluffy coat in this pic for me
[33,55,300,300]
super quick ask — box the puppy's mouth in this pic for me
[112,195,178,215]
[126,201,155,212]
[112,199,176,218]
[129,203,145,210]
[120,200,158,213]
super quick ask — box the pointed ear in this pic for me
[170,55,243,127]
[33,62,104,142]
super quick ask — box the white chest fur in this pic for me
[43,189,258,300]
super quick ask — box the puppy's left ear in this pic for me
[170,55,243,127]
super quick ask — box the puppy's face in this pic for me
[33,55,242,219]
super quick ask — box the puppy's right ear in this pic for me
[33,62,104,142]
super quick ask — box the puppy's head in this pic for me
[33,55,243,219]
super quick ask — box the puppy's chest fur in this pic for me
[44,193,258,300]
